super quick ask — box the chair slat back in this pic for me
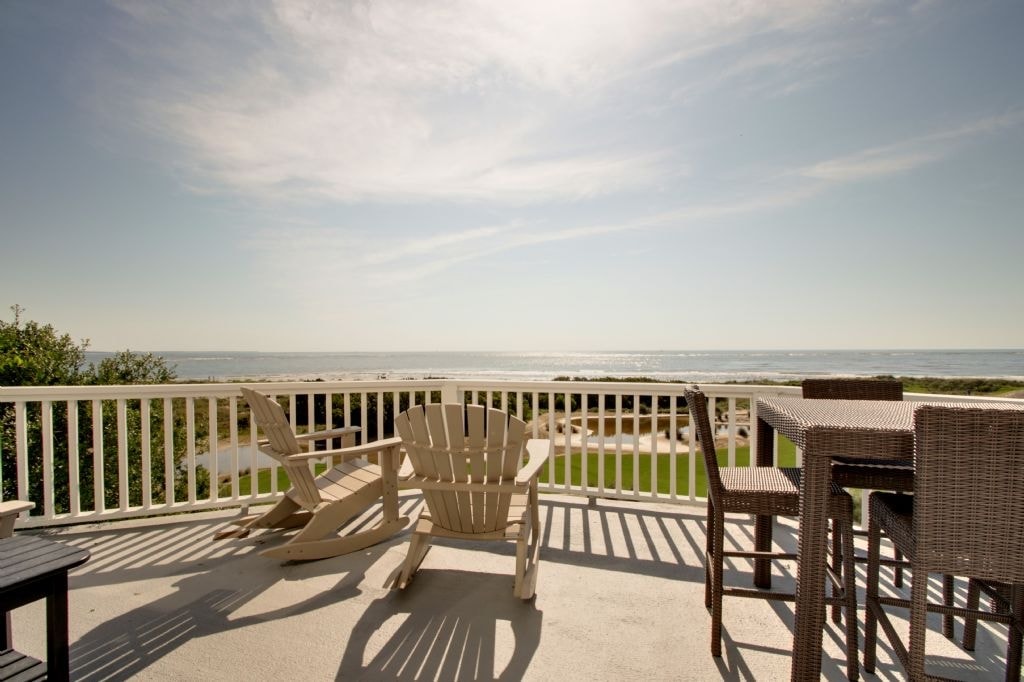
[802,378,903,401]
[241,387,321,510]
[913,406,1024,583]
[396,404,526,534]
[685,389,723,504]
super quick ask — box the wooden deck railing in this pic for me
[1,380,1015,528]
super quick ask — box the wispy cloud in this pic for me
[244,109,1024,292]
[93,0,858,204]
[799,110,1024,182]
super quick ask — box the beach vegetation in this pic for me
[0,306,209,512]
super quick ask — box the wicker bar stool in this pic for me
[686,388,860,680]
[802,378,916,595]
[863,406,1024,681]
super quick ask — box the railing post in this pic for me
[440,381,460,405]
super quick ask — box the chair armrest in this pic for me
[294,426,361,443]
[0,500,35,516]
[0,500,34,538]
[286,436,404,461]
[515,439,551,485]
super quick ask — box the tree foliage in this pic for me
[0,304,88,387]
[1,306,209,513]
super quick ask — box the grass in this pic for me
[537,437,798,497]
[220,463,327,497]
[221,438,800,500]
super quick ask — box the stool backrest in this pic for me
[801,378,903,401]
[684,389,722,504]
[913,405,1024,583]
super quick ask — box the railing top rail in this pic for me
[0,379,448,402]
[1,378,1018,405]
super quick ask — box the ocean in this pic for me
[83,349,1024,383]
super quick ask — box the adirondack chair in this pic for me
[392,403,549,600]
[213,387,410,560]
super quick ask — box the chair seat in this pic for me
[719,467,851,517]
[868,492,915,556]
[311,460,382,502]
[832,461,915,492]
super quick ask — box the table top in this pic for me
[755,396,1024,460]
[0,535,90,591]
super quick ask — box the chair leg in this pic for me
[514,485,542,601]
[894,547,904,588]
[394,531,432,590]
[1006,585,1023,682]
[840,512,859,681]
[831,517,842,625]
[704,500,714,609]
[863,517,881,674]
[964,578,981,651]
[908,565,929,681]
[710,508,725,658]
[942,574,955,639]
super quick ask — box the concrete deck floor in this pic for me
[8,494,1016,680]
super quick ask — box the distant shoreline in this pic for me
[84,349,1024,388]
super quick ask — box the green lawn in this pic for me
[219,463,327,497]
[538,437,798,497]
[221,438,799,500]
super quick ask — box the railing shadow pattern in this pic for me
[20,493,1015,680]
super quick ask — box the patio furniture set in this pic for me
[2,379,1022,680]
[750,380,1024,681]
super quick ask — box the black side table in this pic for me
[0,535,90,682]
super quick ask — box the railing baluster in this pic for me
[185,397,196,504]
[248,397,258,500]
[650,392,658,498]
[41,401,54,519]
[632,394,640,497]
[163,398,174,506]
[547,392,556,484]
[141,398,152,508]
[597,393,606,494]
[229,396,239,500]
[92,399,104,513]
[563,392,572,492]
[580,392,589,493]
[688,403,697,501]
[117,398,129,511]
[15,401,28,503]
[67,400,80,516]
[208,397,218,502]
[727,397,736,468]
[669,395,677,499]
[614,394,623,496]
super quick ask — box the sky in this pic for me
[1,0,1022,352]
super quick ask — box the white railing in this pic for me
[1,380,1017,529]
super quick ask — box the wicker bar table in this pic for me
[754,396,1024,681]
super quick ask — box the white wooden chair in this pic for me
[213,387,409,560]
[392,403,549,600]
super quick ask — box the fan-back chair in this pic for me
[392,403,549,600]
[213,387,409,560]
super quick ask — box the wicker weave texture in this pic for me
[913,406,1024,582]
[686,388,859,678]
[864,406,1024,681]
[801,378,904,401]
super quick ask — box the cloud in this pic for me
[95,0,854,204]
[799,110,1024,182]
